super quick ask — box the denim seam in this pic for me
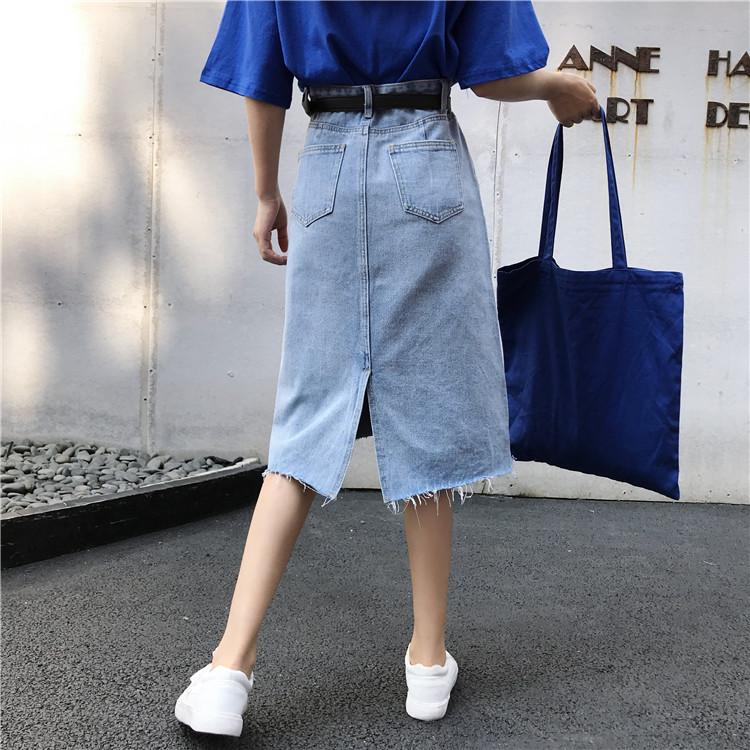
[309,112,450,135]
[319,129,372,507]
[359,125,371,374]
[296,143,346,158]
[389,139,456,152]
[371,113,451,135]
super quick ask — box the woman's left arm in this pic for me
[471,69,600,127]
[244,97,289,266]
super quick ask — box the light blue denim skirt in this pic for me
[262,77,513,514]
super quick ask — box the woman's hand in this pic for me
[544,71,599,127]
[254,194,289,265]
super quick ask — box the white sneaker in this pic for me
[404,643,459,721]
[174,662,255,737]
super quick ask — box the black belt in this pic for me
[301,87,448,116]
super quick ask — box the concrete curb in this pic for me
[0,461,266,568]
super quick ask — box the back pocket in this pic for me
[388,139,464,223]
[291,143,346,227]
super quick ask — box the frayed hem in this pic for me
[383,470,508,516]
[261,468,340,508]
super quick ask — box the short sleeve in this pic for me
[452,0,550,88]
[199,0,294,109]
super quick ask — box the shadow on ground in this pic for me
[2,492,748,749]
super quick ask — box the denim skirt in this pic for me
[262,77,513,514]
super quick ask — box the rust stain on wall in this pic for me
[632,70,642,186]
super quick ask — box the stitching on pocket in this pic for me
[296,143,347,157]
[291,143,346,227]
[388,140,464,223]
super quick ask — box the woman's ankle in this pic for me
[408,637,447,667]
[211,645,257,678]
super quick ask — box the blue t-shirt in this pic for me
[200,0,549,109]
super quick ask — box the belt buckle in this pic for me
[301,86,314,115]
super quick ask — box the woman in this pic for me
[175,0,597,737]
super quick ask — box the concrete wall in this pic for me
[3,2,748,503]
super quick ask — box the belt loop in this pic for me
[363,84,373,119]
[440,79,451,114]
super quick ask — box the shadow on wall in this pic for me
[3,2,290,459]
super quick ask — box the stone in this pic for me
[146,455,169,470]
[3,481,30,494]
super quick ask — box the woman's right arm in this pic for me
[244,97,289,266]
[200,1,295,265]
[470,69,600,127]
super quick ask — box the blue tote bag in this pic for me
[496,106,684,499]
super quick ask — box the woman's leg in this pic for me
[210,473,317,676]
[404,491,454,666]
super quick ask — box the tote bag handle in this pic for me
[538,104,628,269]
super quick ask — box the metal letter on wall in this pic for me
[558,45,589,70]
[552,45,750,129]
[707,50,750,77]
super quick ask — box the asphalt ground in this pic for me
[2,491,748,749]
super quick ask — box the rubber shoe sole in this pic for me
[174,699,244,737]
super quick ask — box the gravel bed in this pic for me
[0,440,260,517]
